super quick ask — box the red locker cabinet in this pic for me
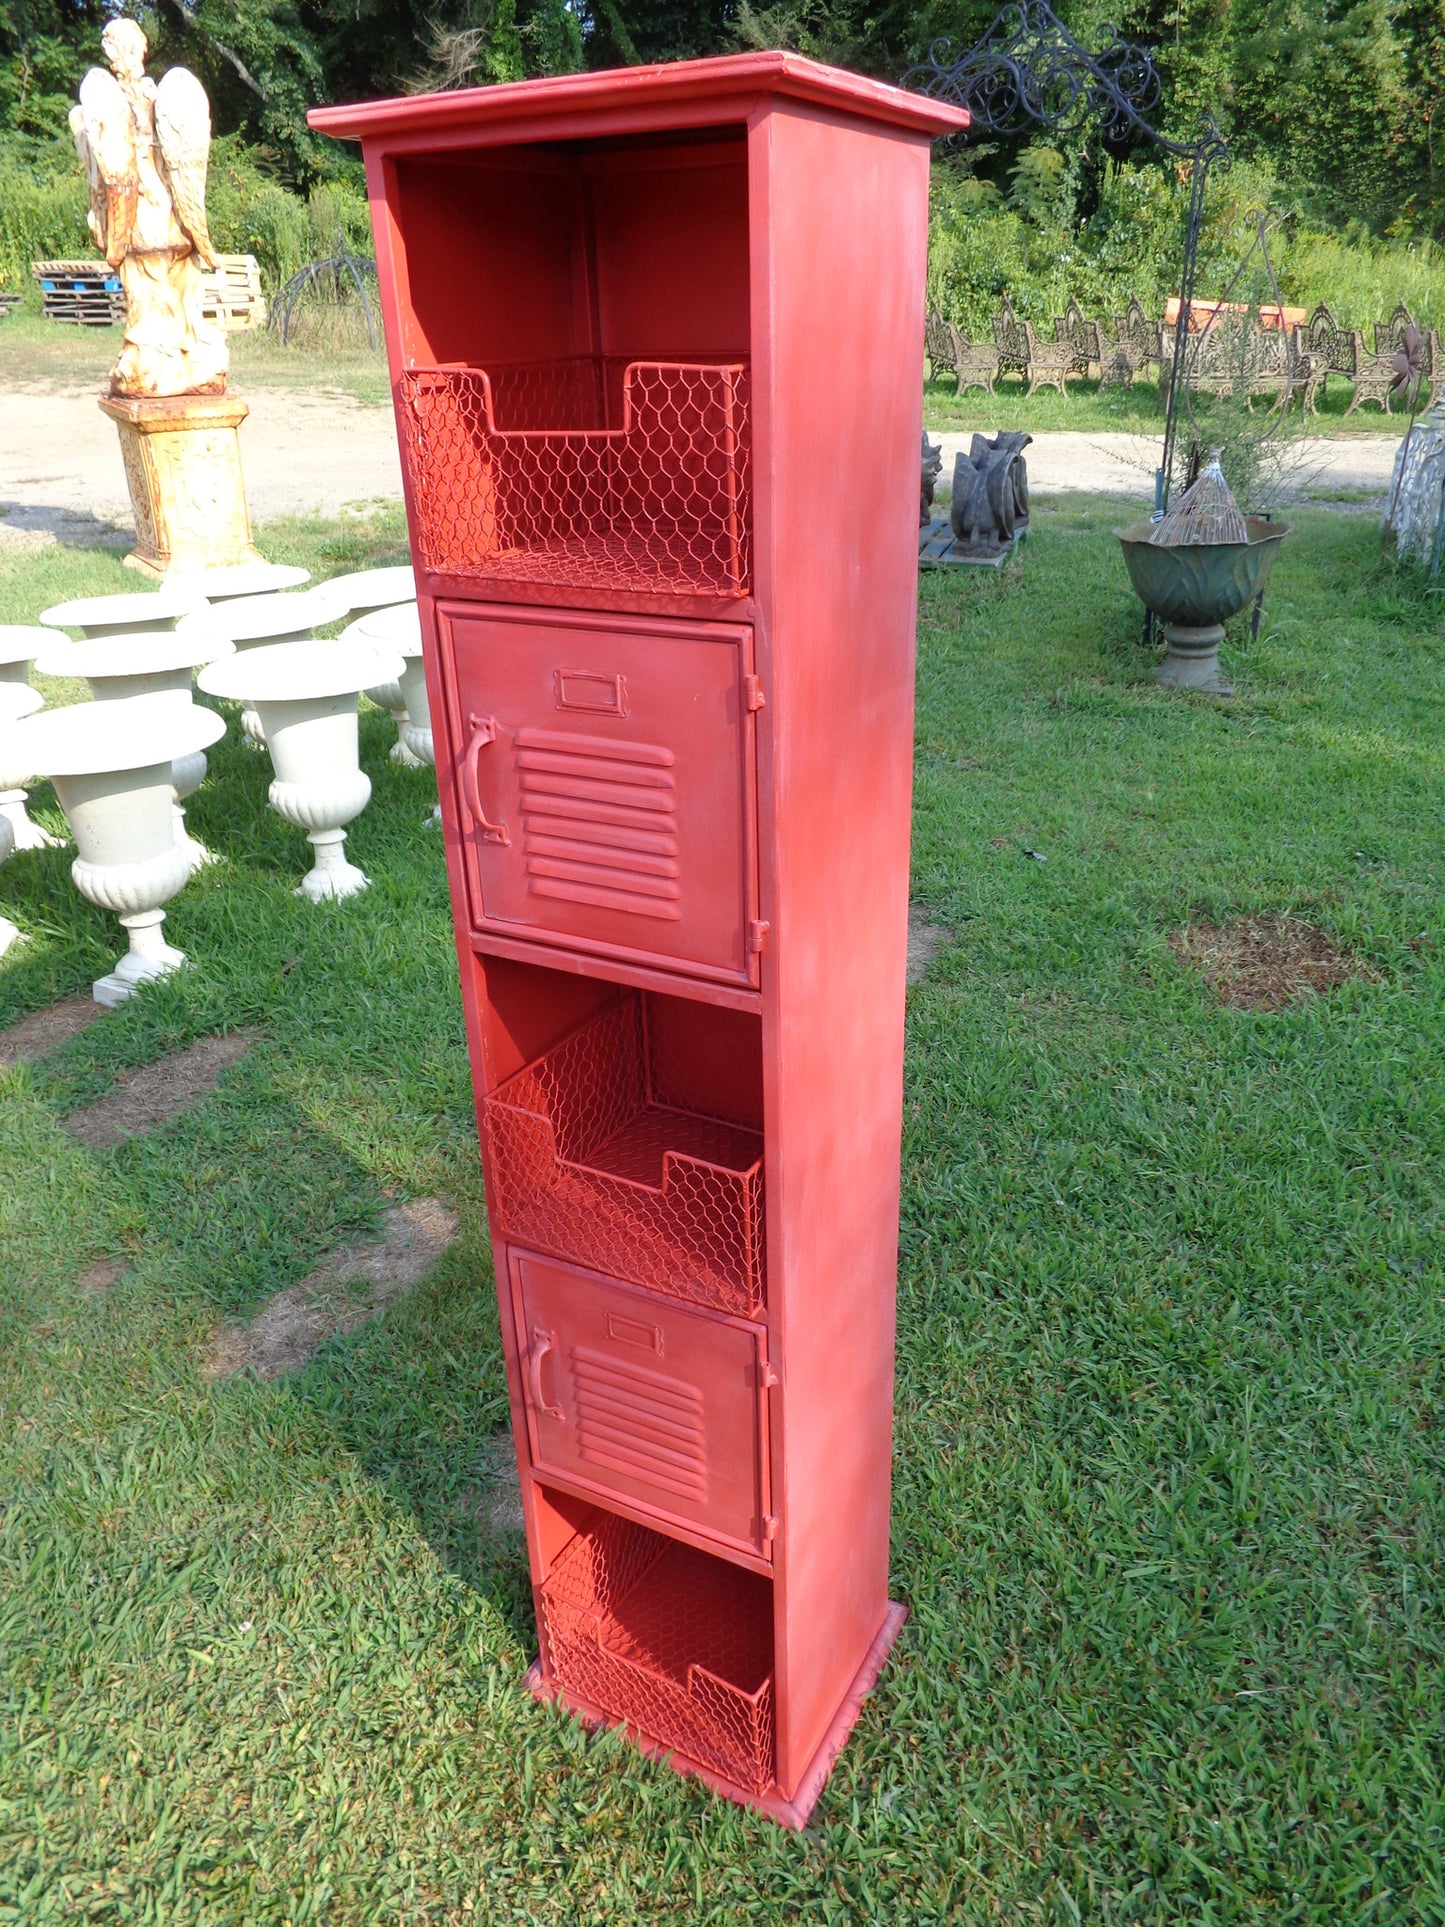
[310,55,968,1826]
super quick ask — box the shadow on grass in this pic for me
[0,641,528,1640]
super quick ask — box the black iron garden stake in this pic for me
[904,0,1230,514]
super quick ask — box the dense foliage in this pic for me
[928,151,1443,335]
[1,0,1439,310]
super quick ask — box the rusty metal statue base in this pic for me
[102,392,264,580]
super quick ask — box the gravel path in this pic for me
[0,385,404,549]
[0,385,1401,551]
[931,430,1400,505]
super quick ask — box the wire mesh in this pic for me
[483,994,764,1316]
[542,1511,775,1795]
[397,358,751,596]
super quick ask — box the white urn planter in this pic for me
[341,604,427,768]
[0,688,45,951]
[320,566,416,618]
[6,695,227,1005]
[0,805,18,956]
[39,585,202,640]
[199,641,403,901]
[0,659,63,852]
[187,562,311,603]
[0,625,54,685]
[0,686,38,952]
[181,588,344,748]
[34,630,235,869]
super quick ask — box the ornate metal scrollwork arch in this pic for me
[905,0,1231,508]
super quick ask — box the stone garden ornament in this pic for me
[40,586,201,638]
[950,431,1032,562]
[179,587,347,747]
[70,22,264,577]
[1385,370,1445,576]
[71,19,227,399]
[0,809,17,957]
[324,573,423,766]
[921,434,944,526]
[1117,452,1289,695]
[343,603,440,813]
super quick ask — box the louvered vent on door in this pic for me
[516,728,680,922]
[513,1251,770,1556]
[571,1344,707,1501]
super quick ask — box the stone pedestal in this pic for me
[100,392,264,581]
[1155,621,1231,696]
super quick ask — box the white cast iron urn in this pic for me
[39,585,201,640]
[199,641,404,901]
[0,644,63,850]
[181,587,344,748]
[320,565,416,618]
[342,603,428,768]
[0,685,45,952]
[0,625,54,686]
[187,562,311,603]
[6,694,227,1005]
[34,629,236,870]
[0,806,17,957]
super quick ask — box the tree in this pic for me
[0,0,108,142]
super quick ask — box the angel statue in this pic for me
[70,20,228,399]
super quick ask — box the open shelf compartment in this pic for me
[541,1507,775,1796]
[483,989,764,1316]
[398,357,751,597]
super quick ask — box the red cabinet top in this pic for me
[308,50,968,148]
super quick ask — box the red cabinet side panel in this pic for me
[750,103,930,1794]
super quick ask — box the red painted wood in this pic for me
[510,1249,771,1556]
[747,99,933,1795]
[437,603,759,987]
[310,51,968,145]
[310,51,963,1824]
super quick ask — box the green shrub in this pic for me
[0,139,90,288]
[205,140,371,290]
[929,149,1442,337]
[1273,225,1441,330]
[0,133,372,296]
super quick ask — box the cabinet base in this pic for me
[524,1597,907,1829]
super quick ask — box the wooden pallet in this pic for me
[32,259,125,326]
[0,292,21,318]
[201,255,268,332]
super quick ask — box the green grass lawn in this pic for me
[922,372,1406,438]
[3,502,1444,1922]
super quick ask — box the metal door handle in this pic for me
[527,1328,563,1420]
[461,713,509,844]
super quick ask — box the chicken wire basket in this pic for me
[482,993,765,1317]
[397,357,751,597]
[541,1510,775,1795]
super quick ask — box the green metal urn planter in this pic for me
[1117,517,1290,695]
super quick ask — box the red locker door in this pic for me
[437,604,759,987]
[510,1249,773,1558]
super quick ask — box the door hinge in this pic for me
[747,918,770,955]
[759,1361,779,1390]
[761,1514,780,1549]
[744,674,766,712]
